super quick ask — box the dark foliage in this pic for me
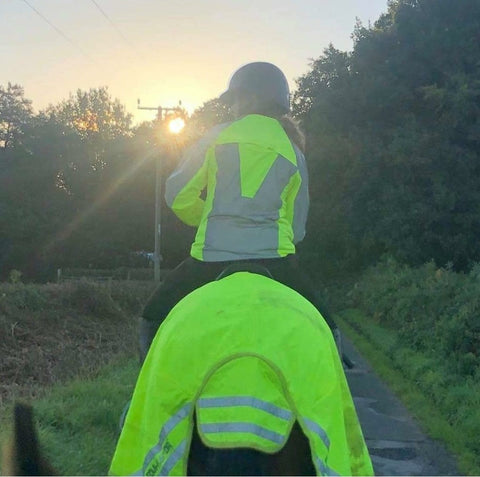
[2,0,480,280]
[294,0,480,274]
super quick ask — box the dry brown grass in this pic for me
[0,280,155,406]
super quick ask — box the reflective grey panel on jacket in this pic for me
[202,143,297,261]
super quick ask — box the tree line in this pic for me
[1,0,479,282]
[294,0,480,275]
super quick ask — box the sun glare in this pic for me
[168,117,185,134]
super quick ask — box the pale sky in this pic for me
[1,0,388,123]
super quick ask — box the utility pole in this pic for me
[137,99,182,283]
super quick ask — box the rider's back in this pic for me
[165,114,308,262]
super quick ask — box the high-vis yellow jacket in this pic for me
[165,114,309,261]
[109,272,373,476]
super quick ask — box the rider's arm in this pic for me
[291,145,310,244]
[165,124,229,226]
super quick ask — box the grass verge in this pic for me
[0,355,140,475]
[337,309,479,476]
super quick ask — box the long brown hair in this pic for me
[232,91,306,153]
[278,115,306,153]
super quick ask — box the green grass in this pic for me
[0,355,140,475]
[337,309,480,476]
[0,279,154,475]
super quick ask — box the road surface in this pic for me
[343,337,460,476]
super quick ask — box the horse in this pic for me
[111,269,373,476]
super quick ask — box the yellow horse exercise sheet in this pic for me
[110,271,373,476]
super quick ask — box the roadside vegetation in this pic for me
[0,279,154,474]
[0,356,139,475]
[0,279,154,405]
[332,258,480,475]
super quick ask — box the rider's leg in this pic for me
[138,318,160,364]
[139,257,228,362]
[259,255,338,328]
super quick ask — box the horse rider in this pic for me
[139,61,341,360]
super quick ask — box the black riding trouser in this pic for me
[142,254,336,328]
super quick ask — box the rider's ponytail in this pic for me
[279,115,305,153]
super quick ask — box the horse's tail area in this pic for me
[188,414,315,476]
[190,353,316,475]
[2,403,56,476]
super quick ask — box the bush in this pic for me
[61,280,121,318]
[346,256,480,377]
[109,280,155,315]
[8,269,22,284]
[0,279,151,405]
[0,283,50,314]
[339,308,480,475]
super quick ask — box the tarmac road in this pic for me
[343,337,460,476]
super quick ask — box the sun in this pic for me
[168,117,185,134]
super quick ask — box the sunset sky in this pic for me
[2,0,388,123]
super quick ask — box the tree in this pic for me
[0,114,85,280]
[187,98,233,136]
[0,88,138,279]
[294,0,480,273]
[46,86,132,141]
[0,83,33,149]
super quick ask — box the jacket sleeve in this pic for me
[291,145,309,244]
[165,124,227,227]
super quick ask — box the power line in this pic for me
[89,0,136,51]
[21,0,94,62]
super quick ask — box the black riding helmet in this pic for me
[219,62,291,115]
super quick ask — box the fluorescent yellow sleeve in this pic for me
[170,161,208,227]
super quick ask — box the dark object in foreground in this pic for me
[187,415,315,476]
[2,403,56,476]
